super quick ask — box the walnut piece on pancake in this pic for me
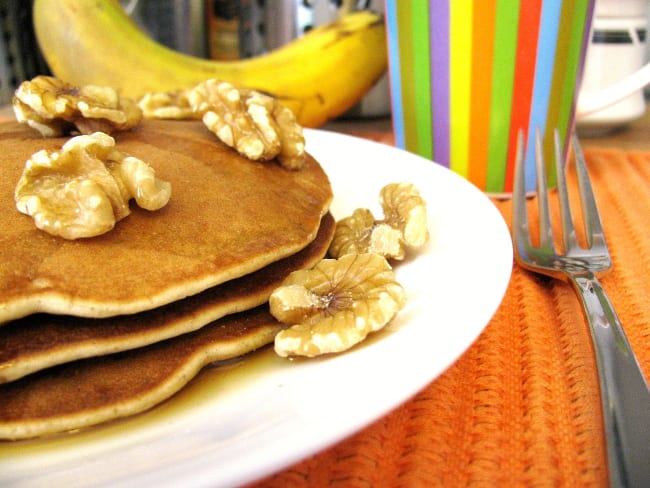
[329,182,429,261]
[15,132,171,240]
[188,79,306,169]
[270,253,406,358]
[137,89,199,120]
[12,75,142,137]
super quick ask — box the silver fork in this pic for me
[512,130,650,488]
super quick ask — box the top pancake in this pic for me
[0,120,332,323]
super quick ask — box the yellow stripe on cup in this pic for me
[449,0,473,180]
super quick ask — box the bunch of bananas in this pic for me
[32,0,388,128]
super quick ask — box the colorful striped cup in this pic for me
[386,0,594,195]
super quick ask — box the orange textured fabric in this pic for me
[249,144,650,487]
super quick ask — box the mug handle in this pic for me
[576,62,650,118]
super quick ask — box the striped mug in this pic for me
[386,0,596,195]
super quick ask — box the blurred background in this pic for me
[0,1,48,104]
[0,0,390,117]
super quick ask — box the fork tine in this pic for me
[571,134,607,250]
[512,130,530,254]
[534,129,554,251]
[554,129,579,253]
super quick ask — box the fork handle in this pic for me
[571,274,650,488]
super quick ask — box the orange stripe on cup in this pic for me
[468,1,496,189]
[503,0,543,193]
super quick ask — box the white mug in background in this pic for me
[577,0,650,134]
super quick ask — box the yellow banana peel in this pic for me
[33,0,388,127]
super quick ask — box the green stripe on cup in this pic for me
[486,0,520,193]
[544,0,575,188]
[545,0,590,188]
[412,1,432,159]
[397,2,418,153]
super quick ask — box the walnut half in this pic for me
[15,132,171,240]
[12,76,142,137]
[137,89,199,120]
[188,79,306,169]
[270,253,407,357]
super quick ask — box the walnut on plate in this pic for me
[188,79,305,169]
[15,132,171,240]
[328,182,429,260]
[137,89,199,120]
[270,253,407,357]
[328,208,405,259]
[381,182,429,248]
[12,75,142,137]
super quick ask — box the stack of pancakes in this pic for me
[0,119,334,440]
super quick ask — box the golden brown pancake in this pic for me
[0,306,281,440]
[0,213,333,383]
[0,119,332,323]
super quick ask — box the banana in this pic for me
[32,0,387,128]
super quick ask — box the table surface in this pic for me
[2,103,649,487]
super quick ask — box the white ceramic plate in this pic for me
[0,130,513,488]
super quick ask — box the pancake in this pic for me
[0,306,281,440]
[0,119,332,323]
[0,213,334,383]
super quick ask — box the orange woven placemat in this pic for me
[250,146,650,487]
